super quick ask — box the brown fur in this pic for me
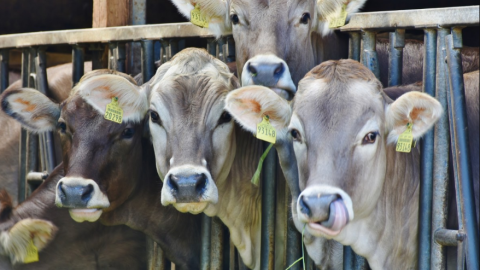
[0,190,12,222]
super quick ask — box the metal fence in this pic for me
[0,5,478,270]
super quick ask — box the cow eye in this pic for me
[363,132,378,144]
[57,121,67,133]
[122,128,135,139]
[300,13,310,24]
[230,14,239,25]
[290,128,302,142]
[150,110,161,125]
[217,111,232,126]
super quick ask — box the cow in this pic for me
[1,62,93,205]
[169,0,479,98]
[225,59,479,269]
[0,185,147,270]
[1,69,203,269]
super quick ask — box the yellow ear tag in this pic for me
[190,5,209,28]
[256,115,276,144]
[104,97,123,124]
[24,239,39,263]
[328,3,348,29]
[396,123,414,153]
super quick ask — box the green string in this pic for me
[285,224,306,270]
[250,143,274,186]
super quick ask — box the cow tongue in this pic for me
[321,198,348,232]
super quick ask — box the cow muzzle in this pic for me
[55,177,110,222]
[161,165,217,214]
[297,186,354,237]
[241,54,296,100]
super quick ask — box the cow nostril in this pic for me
[81,184,94,202]
[58,182,66,200]
[274,63,284,75]
[167,175,179,193]
[299,196,311,217]
[195,174,207,195]
[247,63,258,77]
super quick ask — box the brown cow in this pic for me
[0,62,93,205]
[1,70,202,269]
[225,60,480,269]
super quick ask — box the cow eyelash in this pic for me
[217,111,232,126]
[149,110,162,126]
[300,13,310,24]
[230,14,239,25]
[362,131,379,144]
[57,121,67,133]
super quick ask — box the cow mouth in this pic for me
[68,208,103,223]
[174,202,209,214]
[307,198,349,236]
[270,87,295,101]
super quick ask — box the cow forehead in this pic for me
[293,79,385,141]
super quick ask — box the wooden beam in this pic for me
[92,0,130,28]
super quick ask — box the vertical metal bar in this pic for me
[72,45,85,86]
[226,37,236,63]
[108,43,116,70]
[210,217,224,270]
[0,49,8,92]
[446,30,479,270]
[18,49,29,203]
[348,32,361,62]
[141,40,155,83]
[260,142,276,270]
[388,29,405,86]
[418,28,437,270]
[115,43,127,73]
[207,39,217,57]
[286,189,301,269]
[305,254,314,269]
[361,31,380,80]
[431,27,450,270]
[35,47,56,173]
[200,214,212,270]
[343,246,355,270]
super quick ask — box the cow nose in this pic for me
[167,173,208,203]
[57,182,94,208]
[300,194,338,222]
[246,60,284,87]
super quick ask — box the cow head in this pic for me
[170,0,367,99]
[225,59,442,264]
[1,70,149,223]
[147,48,239,215]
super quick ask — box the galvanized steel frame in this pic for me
[0,5,478,270]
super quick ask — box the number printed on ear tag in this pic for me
[328,3,348,28]
[256,115,276,144]
[190,5,209,28]
[396,123,413,153]
[104,97,123,124]
[24,239,39,263]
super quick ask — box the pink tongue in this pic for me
[330,199,348,232]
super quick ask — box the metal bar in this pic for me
[210,217,224,270]
[361,31,380,80]
[25,48,38,187]
[72,45,85,86]
[260,142,276,270]
[388,29,405,86]
[430,27,450,270]
[18,49,29,203]
[141,40,155,83]
[348,32,361,62]
[0,49,8,92]
[344,246,355,269]
[446,30,479,270]
[207,39,217,57]
[339,6,479,31]
[115,43,126,73]
[285,189,301,269]
[200,214,211,270]
[226,37,236,63]
[418,28,437,270]
[434,229,464,246]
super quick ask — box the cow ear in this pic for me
[1,88,60,132]
[315,0,367,36]
[385,91,443,144]
[169,0,230,38]
[0,218,58,263]
[76,74,149,123]
[225,86,292,138]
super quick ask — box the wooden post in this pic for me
[92,0,130,28]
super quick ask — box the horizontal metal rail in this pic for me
[340,6,479,31]
[0,23,219,49]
